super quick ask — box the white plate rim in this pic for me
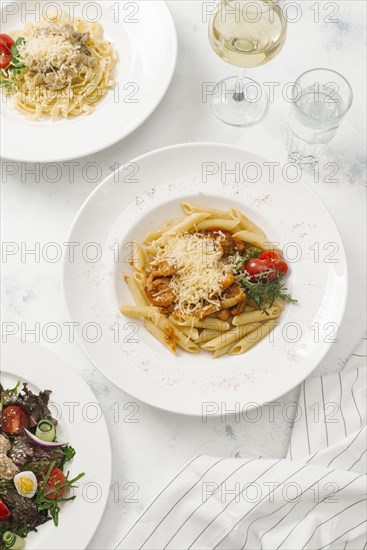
[62,141,349,416]
[0,0,177,163]
[0,337,112,549]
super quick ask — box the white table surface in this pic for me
[1,1,366,548]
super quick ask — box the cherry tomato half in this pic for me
[0,34,14,70]
[0,34,15,53]
[258,251,289,276]
[258,251,280,262]
[1,405,30,435]
[44,467,67,500]
[274,259,288,275]
[0,50,12,69]
[0,498,11,521]
[245,258,278,282]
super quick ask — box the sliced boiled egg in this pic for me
[14,471,37,498]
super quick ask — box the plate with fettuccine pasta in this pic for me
[63,143,348,415]
[0,1,177,162]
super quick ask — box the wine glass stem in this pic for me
[233,68,246,103]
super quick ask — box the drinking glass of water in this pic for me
[287,68,353,167]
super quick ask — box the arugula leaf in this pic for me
[15,37,25,47]
[10,380,20,393]
[61,445,76,462]
[239,273,297,313]
[12,60,25,69]
[0,380,20,409]
[0,73,15,91]
[10,44,19,57]
[35,462,85,526]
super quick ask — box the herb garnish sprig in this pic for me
[239,270,297,313]
[0,37,26,92]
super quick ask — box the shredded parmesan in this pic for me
[17,23,96,90]
[18,33,77,65]
[151,233,239,315]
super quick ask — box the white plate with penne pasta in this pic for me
[63,143,348,415]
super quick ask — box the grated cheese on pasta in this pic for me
[152,233,239,315]
[18,33,76,64]
[17,23,96,91]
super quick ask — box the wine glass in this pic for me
[208,0,287,126]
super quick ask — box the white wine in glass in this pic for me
[208,0,287,126]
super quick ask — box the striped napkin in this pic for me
[116,338,367,550]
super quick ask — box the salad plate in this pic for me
[0,337,111,549]
[0,0,177,162]
[63,142,348,416]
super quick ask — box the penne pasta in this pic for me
[131,240,146,272]
[246,298,260,310]
[213,343,235,358]
[172,317,231,331]
[120,204,294,357]
[181,203,233,220]
[142,244,156,258]
[231,208,266,238]
[134,271,146,283]
[232,230,279,251]
[143,229,162,244]
[162,213,210,237]
[144,218,180,243]
[201,323,262,352]
[124,274,148,306]
[144,319,176,355]
[196,329,223,344]
[124,275,177,355]
[232,305,282,327]
[132,271,147,297]
[232,304,283,326]
[196,219,240,232]
[121,304,199,353]
[151,313,200,353]
[119,304,157,318]
[229,321,277,355]
[169,316,199,341]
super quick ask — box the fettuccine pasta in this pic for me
[1,14,116,120]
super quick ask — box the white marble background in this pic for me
[1,1,366,548]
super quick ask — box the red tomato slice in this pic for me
[0,35,15,69]
[258,251,279,262]
[0,498,11,521]
[0,34,15,53]
[1,405,30,435]
[245,258,277,282]
[274,259,288,275]
[257,251,289,276]
[44,467,67,500]
[0,50,12,69]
